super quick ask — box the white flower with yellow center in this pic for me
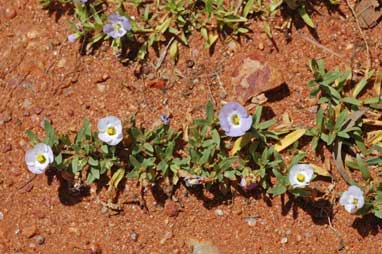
[288,164,314,188]
[25,143,54,174]
[339,186,365,214]
[97,116,123,146]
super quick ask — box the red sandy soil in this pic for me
[1,0,382,253]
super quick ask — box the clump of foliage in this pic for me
[25,59,382,220]
[39,0,339,62]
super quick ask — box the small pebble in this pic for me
[186,60,195,68]
[97,84,106,93]
[296,234,302,242]
[2,144,12,153]
[258,42,264,50]
[215,209,224,216]
[34,107,43,115]
[34,235,45,245]
[100,206,108,214]
[23,99,32,109]
[160,231,172,245]
[130,232,138,241]
[0,211,3,221]
[244,217,257,226]
[4,7,17,19]
[27,31,39,40]
[1,111,12,124]
[281,237,288,244]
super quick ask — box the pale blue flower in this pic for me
[98,116,123,146]
[160,114,170,125]
[219,102,252,137]
[68,34,77,43]
[103,13,131,39]
[339,186,364,214]
[288,164,314,188]
[25,143,54,174]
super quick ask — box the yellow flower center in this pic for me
[296,173,305,182]
[106,126,116,136]
[231,114,240,126]
[36,154,46,164]
[113,23,122,32]
[352,197,359,206]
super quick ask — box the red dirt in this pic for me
[1,1,382,253]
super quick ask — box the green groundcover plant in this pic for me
[24,59,382,220]
[40,0,339,62]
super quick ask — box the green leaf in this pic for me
[101,145,109,154]
[88,156,99,167]
[25,129,40,145]
[90,167,100,180]
[268,183,287,196]
[224,170,237,180]
[44,120,58,146]
[143,143,154,153]
[298,5,315,28]
[356,154,371,180]
[86,170,96,184]
[343,97,361,106]
[243,0,255,17]
[108,168,125,188]
[72,156,80,173]
[206,101,214,123]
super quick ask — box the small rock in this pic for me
[308,106,318,113]
[2,144,12,153]
[164,200,179,217]
[23,99,32,109]
[192,78,200,85]
[100,206,108,214]
[188,239,220,254]
[186,60,195,68]
[57,58,67,68]
[27,31,39,40]
[22,225,37,238]
[130,232,138,241]
[215,209,224,216]
[68,227,81,237]
[227,41,237,51]
[258,42,264,50]
[0,211,3,221]
[22,81,34,90]
[160,231,172,245]
[296,234,302,242]
[34,235,45,245]
[232,53,284,103]
[0,111,12,124]
[96,74,110,83]
[34,107,43,115]
[97,84,106,93]
[4,7,17,19]
[244,217,257,226]
[281,237,288,244]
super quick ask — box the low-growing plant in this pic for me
[24,58,382,220]
[39,0,340,63]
